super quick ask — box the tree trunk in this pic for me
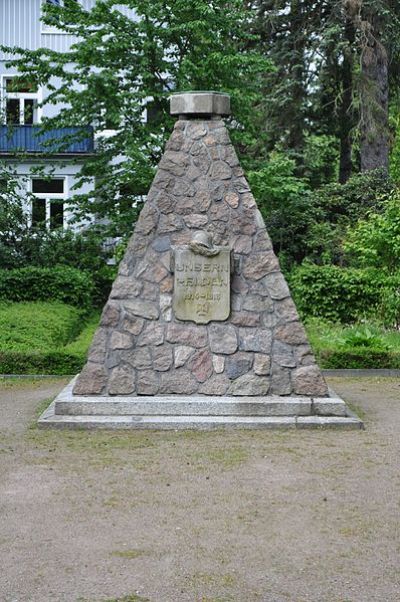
[359,5,389,173]
[339,11,356,183]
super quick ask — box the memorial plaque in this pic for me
[173,246,231,324]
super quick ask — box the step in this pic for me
[39,402,363,430]
[55,396,315,417]
[54,379,347,418]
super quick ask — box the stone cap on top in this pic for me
[170,91,230,118]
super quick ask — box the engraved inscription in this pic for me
[173,247,231,324]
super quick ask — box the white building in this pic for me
[0,0,100,231]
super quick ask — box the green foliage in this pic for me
[344,190,400,272]
[305,318,400,369]
[3,0,271,238]
[0,302,83,352]
[248,152,313,267]
[288,264,400,326]
[301,134,340,189]
[0,302,99,375]
[303,170,396,265]
[389,100,400,182]
[337,326,391,351]
[249,161,395,268]
[0,267,95,309]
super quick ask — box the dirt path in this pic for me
[0,376,399,602]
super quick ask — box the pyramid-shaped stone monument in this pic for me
[39,92,362,429]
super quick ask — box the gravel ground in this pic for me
[0,376,399,602]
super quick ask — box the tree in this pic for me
[252,0,400,181]
[2,0,271,238]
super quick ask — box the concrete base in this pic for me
[37,377,363,430]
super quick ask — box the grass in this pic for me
[305,318,400,368]
[110,550,145,559]
[0,301,84,352]
[0,376,67,389]
[0,302,100,374]
[63,312,100,355]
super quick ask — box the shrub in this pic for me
[0,267,95,310]
[344,190,400,272]
[305,318,400,369]
[288,264,400,325]
[318,348,400,369]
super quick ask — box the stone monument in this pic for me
[39,91,362,429]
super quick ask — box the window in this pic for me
[32,179,64,194]
[31,178,66,230]
[41,0,79,33]
[3,77,39,125]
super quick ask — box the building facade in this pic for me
[0,0,97,231]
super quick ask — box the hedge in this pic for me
[317,348,400,369]
[0,267,95,310]
[288,264,400,324]
[0,349,85,375]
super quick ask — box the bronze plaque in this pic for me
[173,246,231,324]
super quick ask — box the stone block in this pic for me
[239,328,272,353]
[121,348,152,370]
[231,311,260,327]
[272,341,296,368]
[263,272,290,300]
[270,364,292,395]
[73,364,107,395]
[212,355,225,374]
[209,324,238,354]
[228,374,269,396]
[275,321,308,346]
[167,324,208,347]
[253,354,271,376]
[122,315,144,336]
[242,252,280,280]
[225,352,253,380]
[152,345,173,372]
[124,299,159,320]
[225,191,239,208]
[313,398,347,417]
[198,374,230,395]
[110,331,132,350]
[174,345,195,367]
[160,370,199,394]
[170,92,230,116]
[137,324,165,346]
[100,302,120,328]
[137,370,159,395]
[293,366,329,396]
[242,294,273,313]
[108,366,135,395]
[187,349,213,382]
[87,328,108,364]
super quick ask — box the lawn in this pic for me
[0,301,99,374]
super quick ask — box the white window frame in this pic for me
[30,176,68,230]
[1,75,43,125]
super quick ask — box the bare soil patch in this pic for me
[0,376,399,602]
